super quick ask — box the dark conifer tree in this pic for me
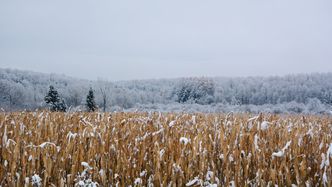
[44,85,67,112]
[86,87,97,112]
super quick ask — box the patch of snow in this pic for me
[260,121,269,130]
[140,170,147,177]
[273,141,291,158]
[2,125,7,147]
[99,169,104,176]
[247,115,259,123]
[159,149,165,159]
[323,170,328,185]
[31,174,42,187]
[39,142,57,148]
[229,180,235,187]
[192,116,196,124]
[306,128,314,138]
[205,171,213,181]
[180,137,190,145]
[254,134,260,151]
[173,164,183,174]
[327,143,332,158]
[81,162,92,170]
[134,178,142,185]
[229,154,234,162]
[152,128,164,136]
[186,177,200,186]
[320,153,326,169]
[6,139,17,148]
[319,142,324,150]
[169,120,176,127]
[282,141,292,152]
[78,181,85,186]
[148,175,154,187]
[67,131,78,142]
[272,151,284,158]
[25,177,29,185]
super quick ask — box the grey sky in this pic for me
[1,0,332,81]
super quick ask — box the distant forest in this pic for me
[1,68,332,114]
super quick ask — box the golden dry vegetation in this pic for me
[0,112,332,186]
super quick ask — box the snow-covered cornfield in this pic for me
[0,112,332,186]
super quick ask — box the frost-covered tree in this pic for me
[97,80,111,112]
[44,85,66,112]
[175,77,215,104]
[86,87,97,112]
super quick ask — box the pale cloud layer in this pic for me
[1,0,331,80]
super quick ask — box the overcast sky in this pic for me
[0,0,332,81]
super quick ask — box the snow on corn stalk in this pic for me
[0,112,331,186]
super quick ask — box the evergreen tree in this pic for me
[57,98,67,112]
[44,85,66,112]
[86,87,97,112]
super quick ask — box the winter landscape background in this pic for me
[2,1,332,186]
[1,68,331,114]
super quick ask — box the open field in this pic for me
[1,112,332,186]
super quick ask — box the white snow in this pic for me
[81,162,92,170]
[78,181,85,186]
[205,171,213,181]
[2,125,7,147]
[159,149,165,159]
[67,131,78,142]
[272,141,291,158]
[173,164,183,174]
[229,181,236,187]
[319,142,324,150]
[99,169,104,176]
[320,153,326,169]
[327,143,332,158]
[39,142,57,148]
[229,154,234,162]
[282,141,292,152]
[192,116,196,124]
[186,177,200,186]
[169,120,176,127]
[247,115,259,122]
[25,177,29,185]
[254,134,260,151]
[260,121,270,130]
[323,170,328,185]
[180,137,190,145]
[134,178,142,185]
[151,128,164,136]
[272,151,284,158]
[140,170,147,177]
[31,174,42,187]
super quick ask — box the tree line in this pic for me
[1,68,332,113]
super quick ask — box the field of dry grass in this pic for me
[0,112,332,186]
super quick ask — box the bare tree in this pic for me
[97,80,111,112]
